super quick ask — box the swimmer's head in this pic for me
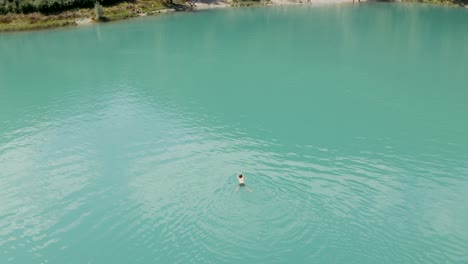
[238,173,243,179]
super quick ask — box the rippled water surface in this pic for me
[1,3,468,263]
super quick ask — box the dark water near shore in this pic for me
[1,3,468,263]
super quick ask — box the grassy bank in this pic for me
[0,0,186,32]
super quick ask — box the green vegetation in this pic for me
[0,0,126,14]
[0,0,185,31]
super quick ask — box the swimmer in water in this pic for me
[236,172,253,192]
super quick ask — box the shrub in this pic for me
[0,1,5,15]
[19,1,36,13]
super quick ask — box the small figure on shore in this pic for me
[236,172,253,192]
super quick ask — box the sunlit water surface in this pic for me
[1,3,468,263]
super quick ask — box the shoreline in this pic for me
[0,0,466,32]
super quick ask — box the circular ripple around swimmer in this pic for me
[190,175,327,263]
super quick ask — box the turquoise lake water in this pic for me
[1,3,468,263]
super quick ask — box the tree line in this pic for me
[0,0,125,14]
